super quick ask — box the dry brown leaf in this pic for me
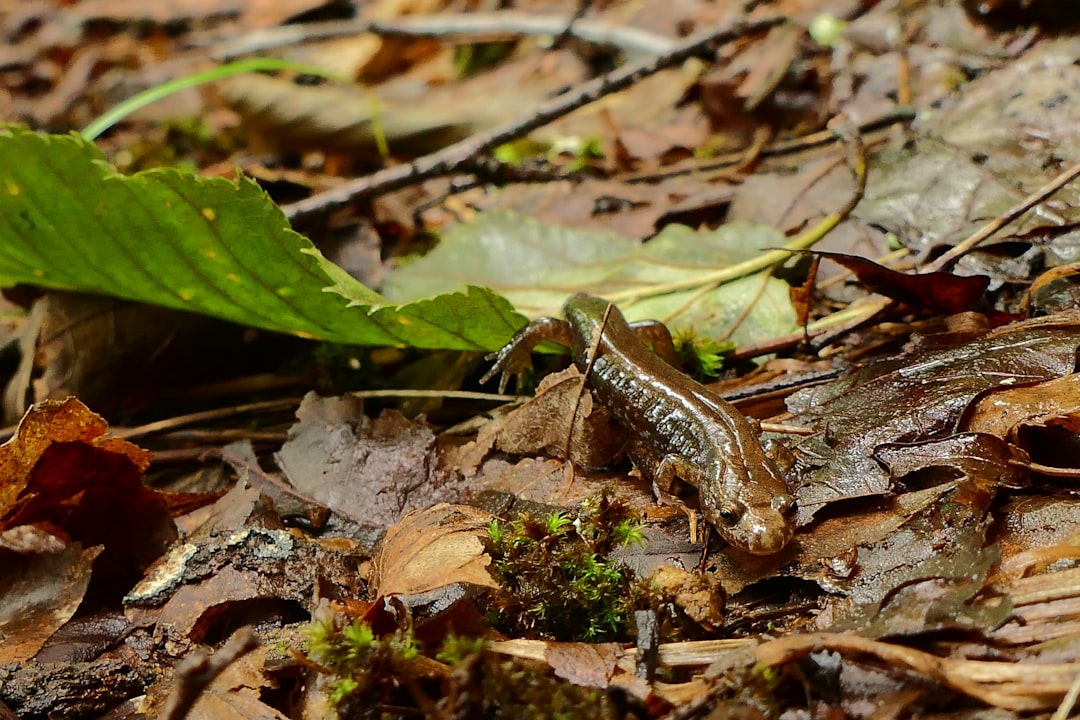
[275,394,459,531]
[372,503,497,597]
[222,48,586,157]
[460,366,624,474]
[0,539,102,664]
[544,642,623,688]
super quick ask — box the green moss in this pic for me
[484,492,646,641]
[304,617,621,718]
[437,633,486,665]
[673,330,733,380]
[304,615,419,713]
[454,655,616,719]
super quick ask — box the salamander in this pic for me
[482,293,796,555]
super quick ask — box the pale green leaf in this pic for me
[384,210,799,349]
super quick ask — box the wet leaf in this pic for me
[787,313,1080,516]
[962,372,1080,474]
[812,250,991,314]
[873,432,1029,491]
[993,496,1080,562]
[829,532,1010,638]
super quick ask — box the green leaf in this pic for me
[0,125,524,350]
[384,210,798,349]
[383,209,641,314]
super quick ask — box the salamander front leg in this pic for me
[646,452,707,542]
[481,317,575,394]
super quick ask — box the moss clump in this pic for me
[305,619,621,718]
[484,492,645,641]
[442,653,617,719]
[673,330,733,380]
[305,615,420,712]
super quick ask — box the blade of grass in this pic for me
[81,58,347,140]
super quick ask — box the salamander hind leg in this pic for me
[627,320,681,368]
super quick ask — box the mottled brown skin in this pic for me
[483,293,797,555]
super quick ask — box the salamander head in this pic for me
[700,464,797,555]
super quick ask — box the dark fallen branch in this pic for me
[281,14,784,222]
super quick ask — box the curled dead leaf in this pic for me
[372,503,497,597]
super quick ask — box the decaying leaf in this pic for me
[183,644,290,720]
[648,564,725,628]
[0,537,102,663]
[371,503,497,598]
[456,367,624,476]
[787,312,1080,515]
[873,432,1029,491]
[275,393,460,531]
[543,642,623,689]
[0,397,174,603]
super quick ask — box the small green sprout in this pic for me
[437,634,486,665]
[488,518,505,544]
[612,518,646,548]
[544,512,572,536]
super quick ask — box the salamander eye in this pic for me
[716,505,742,526]
[773,495,797,517]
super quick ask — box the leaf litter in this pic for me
[7,0,1080,718]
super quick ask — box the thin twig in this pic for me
[160,628,260,720]
[562,301,614,494]
[927,158,1080,272]
[109,390,519,442]
[1051,669,1080,720]
[617,106,914,184]
[192,11,679,59]
[281,15,783,221]
[551,0,593,50]
[111,398,301,440]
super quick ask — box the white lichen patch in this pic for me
[225,527,295,559]
[124,542,198,605]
